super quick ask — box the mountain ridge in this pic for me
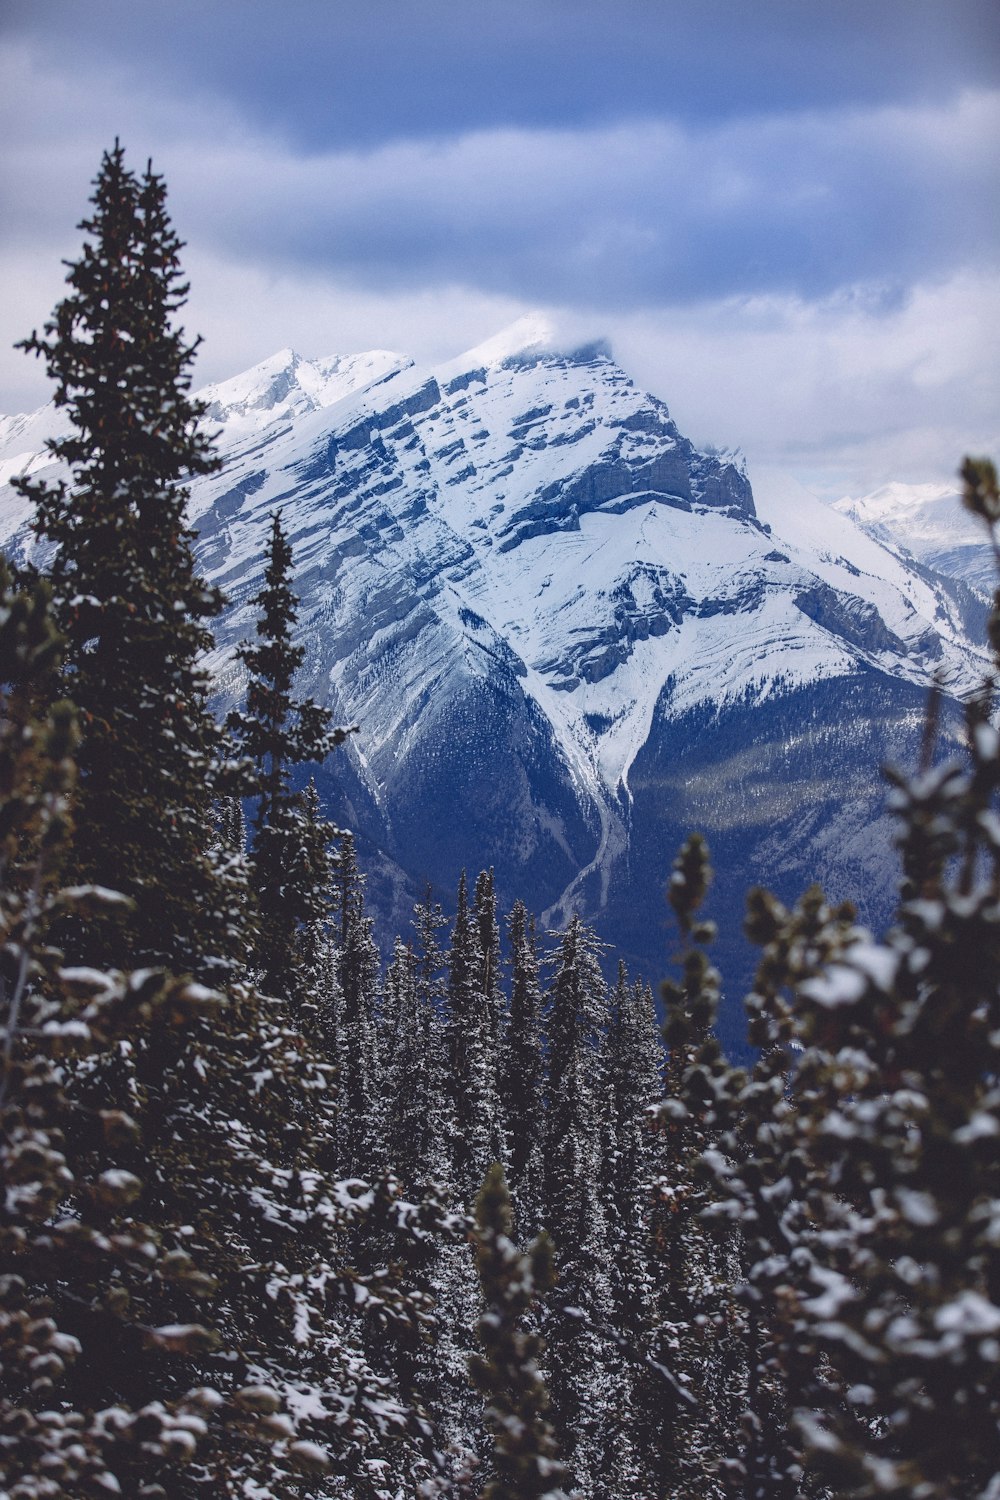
[0,323,988,1039]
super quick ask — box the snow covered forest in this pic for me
[2,145,999,1500]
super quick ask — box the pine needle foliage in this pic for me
[0,562,231,1497]
[227,510,346,998]
[470,1164,569,1500]
[13,142,247,979]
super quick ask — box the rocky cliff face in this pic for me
[1,318,988,1044]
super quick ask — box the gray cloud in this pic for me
[1,34,997,497]
[3,40,996,316]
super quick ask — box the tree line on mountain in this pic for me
[1,142,997,1500]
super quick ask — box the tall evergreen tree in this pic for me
[14,143,246,979]
[411,887,456,1187]
[385,929,452,1193]
[292,780,339,1040]
[331,830,380,1177]
[447,871,498,1204]
[652,836,748,1498]
[470,1165,569,1500]
[499,900,546,1239]
[603,966,661,1357]
[541,916,630,1493]
[227,511,344,999]
[3,146,462,1500]
[474,868,505,1051]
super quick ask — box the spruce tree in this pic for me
[474,869,505,1058]
[541,915,629,1492]
[14,143,246,979]
[331,830,380,1177]
[410,887,456,1189]
[654,836,753,1498]
[604,963,661,1335]
[447,871,498,1204]
[227,511,345,1000]
[290,779,337,1037]
[385,930,452,1193]
[499,900,546,1239]
[470,1164,569,1500]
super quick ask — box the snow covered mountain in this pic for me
[0,318,990,1040]
[833,480,995,598]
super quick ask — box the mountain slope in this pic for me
[833,479,995,598]
[1,321,988,1042]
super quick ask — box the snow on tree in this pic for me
[658,461,1000,1498]
[781,458,1000,1498]
[384,927,452,1194]
[498,900,546,1240]
[447,871,499,1205]
[541,915,637,1493]
[0,561,239,1496]
[3,145,465,1500]
[603,963,661,1336]
[330,830,381,1179]
[470,1164,570,1500]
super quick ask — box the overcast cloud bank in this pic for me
[2,4,997,497]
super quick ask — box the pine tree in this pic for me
[292,780,339,1039]
[653,836,751,1498]
[227,511,345,1000]
[474,869,505,1080]
[4,146,465,1500]
[470,1165,569,1500]
[499,901,546,1239]
[0,561,244,1495]
[215,794,248,861]
[331,830,380,1178]
[447,871,498,1204]
[385,931,452,1193]
[411,888,456,1189]
[541,916,628,1492]
[14,143,246,979]
[604,964,661,1333]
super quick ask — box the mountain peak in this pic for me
[452,313,556,369]
[436,314,614,385]
[198,347,410,427]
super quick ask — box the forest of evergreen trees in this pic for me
[1,145,998,1500]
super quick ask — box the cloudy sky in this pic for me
[2,0,998,498]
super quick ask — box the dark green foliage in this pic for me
[447,871,499,1202]
[227,511,345,999]
[474,867,505,1058]
[331,830,380,1177]
[384,914,452,1192]
[541,915,629,1490]
[0,562,233,1495]
[604,963,661,1332]
[657,837,777,1498]
[498,900,545,1238]
[289,779,337,1033]
[14,143,246,979]
[470,1164,569,1500]
[3,147,455,1500]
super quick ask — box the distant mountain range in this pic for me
[834,480,995,598]
[1,318,990,1046]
